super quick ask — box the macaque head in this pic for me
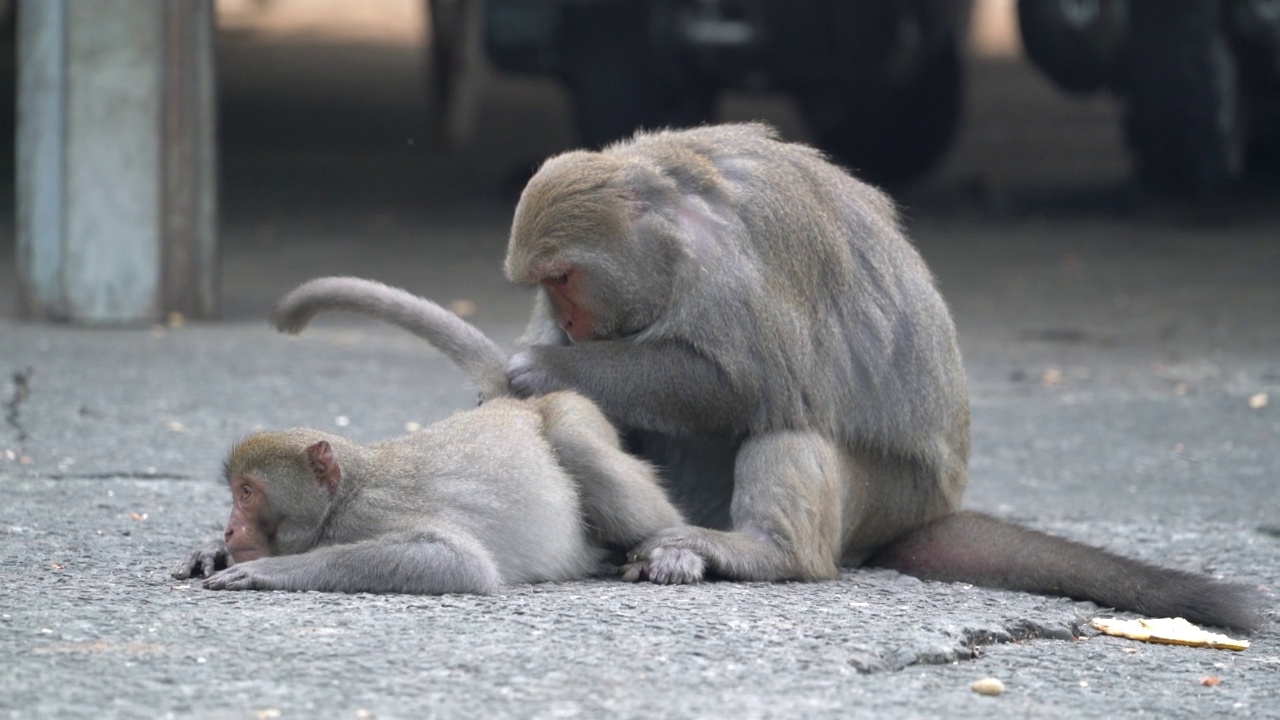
[221,430,344,563]
[505,150,687,342]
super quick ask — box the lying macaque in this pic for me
[172,278,683,593]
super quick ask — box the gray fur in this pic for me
[503,123,1266,630]
[173,393,686,594]
[174,276,687,594]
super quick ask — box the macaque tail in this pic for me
[272,276,510,400]
[869,510,1266,632]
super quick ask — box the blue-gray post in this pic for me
[17,0,218,323]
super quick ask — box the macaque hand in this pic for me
[622,533,707,585]
[202,559,282,591]
[506,348,565,398]
[171,538,231,580]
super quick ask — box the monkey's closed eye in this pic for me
[548,273,570,286]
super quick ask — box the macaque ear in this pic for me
[674,194,728,257]
[305,440,342,495]
[618,161,678,212]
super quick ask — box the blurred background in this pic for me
[0,0,1277,321]
[0,0,1275,533]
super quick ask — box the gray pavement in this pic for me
[2,28,1279,720]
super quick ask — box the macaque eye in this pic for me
[548,273,570,286]
[238,483,253,500]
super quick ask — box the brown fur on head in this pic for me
[505,151,633,287]
[505,143,709,341]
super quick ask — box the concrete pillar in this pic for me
[17,0,218,323]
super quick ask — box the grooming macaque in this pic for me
[501,123,1264,630]
[173,279,684,593]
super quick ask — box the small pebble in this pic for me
[971,677,1005,696]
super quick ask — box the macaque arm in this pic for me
[171,537,231,580]
[624,431,844,583]
[202,530,502,594]
[536,392,686,548]
[509,340,750,436]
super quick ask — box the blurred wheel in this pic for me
[1017,0,1128,94]
[1122,0,1246,194]
[427,0,465,123]
[800,40,963,186]
[561,2,711,148]
[426,0,485,145]
[1228,0,1280,172]
[1244,85,1280,173]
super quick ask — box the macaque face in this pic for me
[223,474,275,563]
[541,268,599,342]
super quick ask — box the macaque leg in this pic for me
[537,392,685,547]
[626,431,845,584]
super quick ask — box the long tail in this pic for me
[869,510,1266,632]
[272,276,510,400]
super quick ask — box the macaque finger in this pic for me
[204,547,230,577]
[203,566,252,591]
[505,349,547,398]
[198,553,220,579]
[172,540,224,579]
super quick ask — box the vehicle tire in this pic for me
[560,2,711,149]
[800,40,963,187]
[1245,85,1280,174]
[1229,0,1280,172]
[425,0,487,145]
[1121,0,1246,194]
[1017,0,1127,94]
[426,0,465,123]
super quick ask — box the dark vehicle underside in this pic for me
[432,0,970,186]
[431,0,1280,194]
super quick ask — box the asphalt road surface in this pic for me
[1,24,1278,720]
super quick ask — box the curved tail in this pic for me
[272,276,510,400]
[870,511,1266,632]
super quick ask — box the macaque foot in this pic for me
[623,532,707,584]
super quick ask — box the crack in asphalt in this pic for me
[2,371,196,480]
[851,618,1082,673]
[3,367,32,450]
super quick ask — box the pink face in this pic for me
[223,474,272,562]
[542,268,597,342]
